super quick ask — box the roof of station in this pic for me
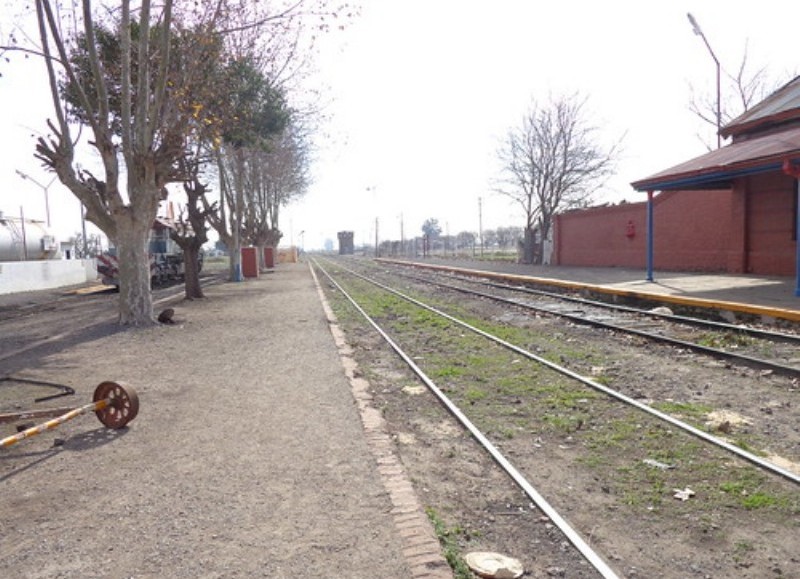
[631,76,800,192]
[721,76,800,139]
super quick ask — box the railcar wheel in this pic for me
[93,381,139,429]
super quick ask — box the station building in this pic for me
[551,76,800,296]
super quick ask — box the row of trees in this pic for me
[420,218,522,252]
[2,0,344,324]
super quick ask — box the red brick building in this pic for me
[551,76,800,295]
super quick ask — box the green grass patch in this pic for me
[464,386,488,403]
[651,400,713,419]
[425,508,473,579]
[719,472,790,510]
[696,332,755,349]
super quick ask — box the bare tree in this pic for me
[171,155,215,300]
[689,45,791,149]
[481,228,497,250]
[494,226,522,250]
[496,93,619,264]
[455,230,475,253]
[73,232,103,258]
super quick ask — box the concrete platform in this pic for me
[381,258,800,324]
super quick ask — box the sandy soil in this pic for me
[1,266,421,579]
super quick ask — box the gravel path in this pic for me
[1,264,446,578]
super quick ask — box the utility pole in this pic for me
[80,203,88,258]
[19,206,28,261]
[400,213,405,257]
[478,196,484,258]
[375,217,379,258]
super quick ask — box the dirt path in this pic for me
[1,265,428,578]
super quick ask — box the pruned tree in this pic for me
[197,0,351,280]
[4,0,353,322]
[241,121,310,268]
[496,93,619,264]
[171,155,215,299]
[30,0,192,324]
[205,55,290,281]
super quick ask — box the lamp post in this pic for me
[687,13,721,149]
[478,196,484,258]
[366,186,379,257]
[79,203,88,258]
[15,170,56,228]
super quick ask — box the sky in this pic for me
[2,1,800,250]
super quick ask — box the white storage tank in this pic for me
[0,211,59,261]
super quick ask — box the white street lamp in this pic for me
[687,13,722,148]
[15,170,56,227]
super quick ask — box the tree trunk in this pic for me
[255,242,266,270]
[183,244,204,299]
[522,227,535,264]
[116,217,155,325]
[214,232,237,281]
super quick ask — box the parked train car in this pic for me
[0,211,58,261]
[96,217,202,286]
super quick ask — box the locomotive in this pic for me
[96,217,202,286]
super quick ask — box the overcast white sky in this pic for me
[2,1,799,250]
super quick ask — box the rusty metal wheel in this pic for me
[93,381,139,429]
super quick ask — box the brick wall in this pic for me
[553,190,734,272]
[553,181,798,275]
[744,172,796,274]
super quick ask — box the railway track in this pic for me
[378,261,800,379]
[313,256,800,579]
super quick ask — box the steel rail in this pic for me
[407,268,800,343]
[332,260,800,486]
[391,269,800,379]
[313,259,622,579]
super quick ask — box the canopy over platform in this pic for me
[631,125,800,192]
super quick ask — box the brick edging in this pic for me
[311,264,453,579]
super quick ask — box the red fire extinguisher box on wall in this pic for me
[241,247,259,278]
